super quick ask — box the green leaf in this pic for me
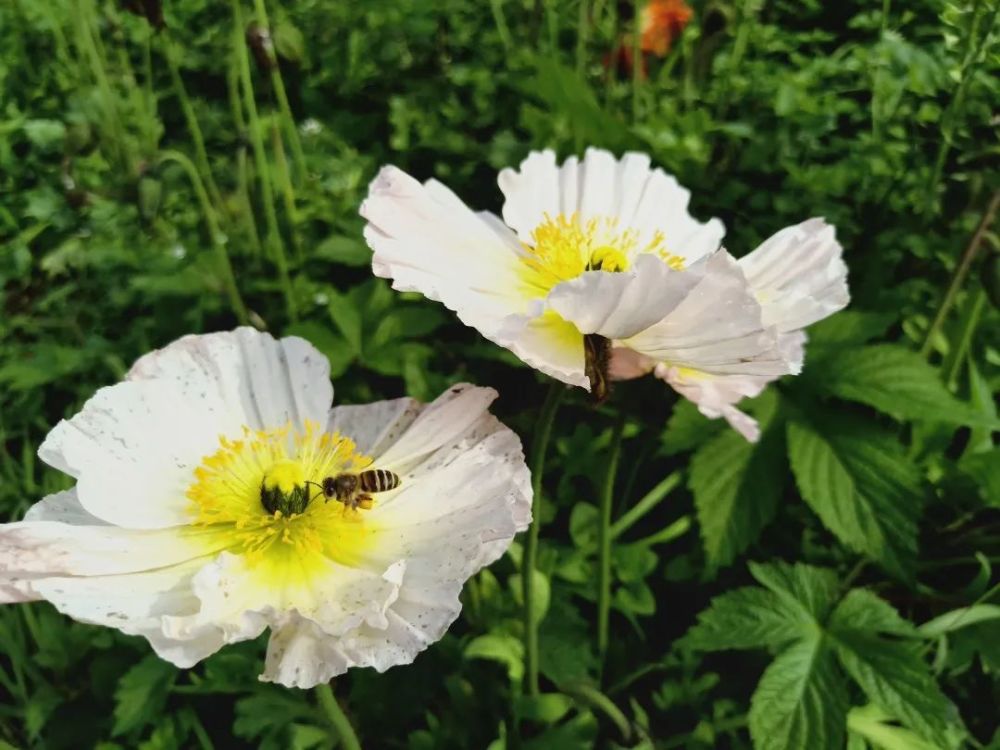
[315,235,371,267]
[812,344,996,427]
[327,291,363,354]
[919,604,1000,637]
[112,656,177,736]
[662,399,724,455]
[829,589,916,636]
[515,694,574,724]
[748,560,842,622]
[959,448,1000,506]
[787,414,923,578]
[829,629,964,747]
[848,704,943,750]
[684,586,814,652]
[690,414,785,567]
[465,634,525,683]
[807,310,895,347]
[749,637,849,750]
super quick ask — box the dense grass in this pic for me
[1,0,998,747]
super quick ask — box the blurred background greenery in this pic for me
[0,0,998,748]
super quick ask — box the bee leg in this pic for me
[357,494,374,510]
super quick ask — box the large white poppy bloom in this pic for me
[612,218,849,440]
[0,329,530,688]
[361,147,783,395]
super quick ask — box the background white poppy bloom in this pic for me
[361,147,732,389]
[612,218,849,441]
[0,328,531,688]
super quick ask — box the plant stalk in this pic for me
[522,381,566,697]
[920,191,999,357]
[157,150,248,324]
[315,684,362,750]
[597,414,625,674]
[230,0,297,321]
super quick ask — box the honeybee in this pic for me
[315,469,401,511]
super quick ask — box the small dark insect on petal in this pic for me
[584,334,612,405]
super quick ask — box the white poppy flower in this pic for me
[612,219,849,441]
[361,147,757,394]
[0,328,530,688]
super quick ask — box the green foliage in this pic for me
[1,0,998,747]
[688,562,967,750]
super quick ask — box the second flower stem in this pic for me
[315,683,362,750]
[598,414,625,675]
[523,380,566,697]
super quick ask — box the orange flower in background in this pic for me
[640,0,693,56]
[604,0,693,78]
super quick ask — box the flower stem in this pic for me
[597,414,625,675]
[630,0,642,122]
[230,0,297,322]
[315,683,362,750]
[559,680,632,742]
[522,380,566,697]
[156,150,248,324]
[920,190,999,357]
[610,470,681,540]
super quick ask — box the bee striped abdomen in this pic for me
[359,469,400,493]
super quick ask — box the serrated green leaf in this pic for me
[662,399,724,455]
[830,630,965,748]
[112,656,177,736]
[690,416,785,567]
[813,344,995,427]
[829,589,916,636]
[787,414,923,578]
[749,636,848,750]
[919,604,1000,637]
[685,586,813,651]
[847,704,943,750]
[749,560,842,622]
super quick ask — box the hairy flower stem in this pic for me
[162,33,223,209]
[157,150,248,325]
[597,414,625,676]
[522,381,566,697]
[315,684,362,750]
[252,0,307,179]
[230,0,298,321]
[920,191,999,357]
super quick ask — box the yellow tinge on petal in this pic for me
[187,421,380,574]
[519,212,684,297]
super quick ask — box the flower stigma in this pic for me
[186,421,378,569]
[520,213,683,297]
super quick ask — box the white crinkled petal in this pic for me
[38,328,332,529]
[495,309,589,389]
[499,147,725,264]
[655,364,767,442]
[162,553,406,645]
[361,165,530,337]
[623,250,787,377]
[24,488,107,525]
[126,326,333,431]
[738,218,849,331]
[546,254,706,339]
[260,385,531,686]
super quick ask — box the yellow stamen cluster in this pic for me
[519,213,683,297]
[186,421,375,566]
